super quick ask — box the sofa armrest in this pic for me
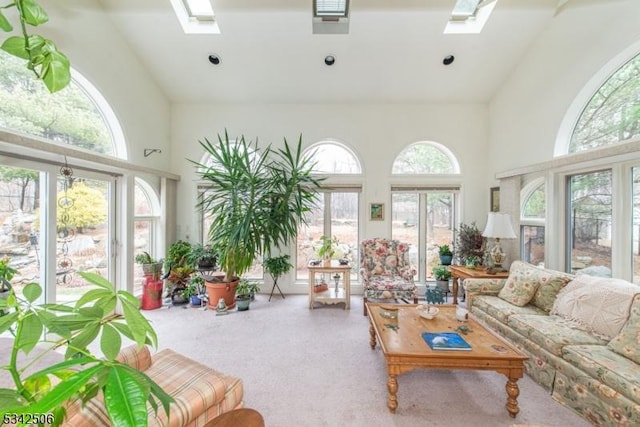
[116,344,153,372]
[463,278,507,311]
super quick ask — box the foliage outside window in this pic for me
[306,142,361,173]
[392,142,457,174]
[521,182,545,266]
[570,53,640,153]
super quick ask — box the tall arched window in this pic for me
[133,179,162,295]
[520,180,545,267]
[296,140,362,281]
[0,51,128,300]
[391,141,461,283]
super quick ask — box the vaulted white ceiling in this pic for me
[96,0,567,104]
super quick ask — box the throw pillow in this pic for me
[608,294,640,364]
[530,270,574,313]
[551,274,640,340]
[497,261,542,307]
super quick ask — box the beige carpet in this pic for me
[142,295,591,427]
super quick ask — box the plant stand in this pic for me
[268,277,285,301]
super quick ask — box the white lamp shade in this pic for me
[482,212,517,239]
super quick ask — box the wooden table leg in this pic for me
[387,374,398,413]
[505,377,520,418]
[452,276,459,304]
[369,322,377,349]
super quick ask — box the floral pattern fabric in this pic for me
[608,294,640,364]
[498,261,548,306]
[360,238,416,300]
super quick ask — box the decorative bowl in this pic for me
[416,305,439,320]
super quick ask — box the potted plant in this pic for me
[0,256,17,297]
[135,251,163,280]
[0,270,172,425]
[183,275,205,306]
[164,240,194,305]
[235,279,260,311]
[187,243,217,271]
[190,131,322,309]
[438,244,453,265]
[317,235,339,266]
[433,265,452,292]
[455,222,485,266]
[263,254,293,301]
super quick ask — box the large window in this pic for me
[520,181,545,267]
[633,167,640,284]
[567,170,612,275]
[391,141,460,282]
[133,179,161,295]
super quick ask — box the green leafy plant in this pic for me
[235,278,260,299]
[0,256,17,293]
[0,1,71,93]
[317,235,339,259]
[454,222,485,265]
[438,244,453,256]
[0,271,173,427]
[191,131,322,283]
[186,243,217,269]
[433,265,452,281]
[263,255,293,282]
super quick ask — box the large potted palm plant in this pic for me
[191,131,322,309]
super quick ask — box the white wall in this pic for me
[489,0,640,175]
[171,103,490,242]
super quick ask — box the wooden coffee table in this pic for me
[366,303,528,417]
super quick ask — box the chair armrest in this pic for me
[116,344,153,372]
[463,278,507,310]
[397,266,415,281]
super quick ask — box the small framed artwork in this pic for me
[370,203,384,221]
[490,187,500,212]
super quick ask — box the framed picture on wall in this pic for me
[490,187,500,212]
[370,203,384,221]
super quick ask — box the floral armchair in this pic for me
[359,238,418,315]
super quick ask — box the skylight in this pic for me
[169,0,220,34]
[444,0,497,35]
[314,0,349,18]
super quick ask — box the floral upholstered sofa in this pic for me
[464,260,640,426]
[64,344,244,427]
[360,238,418,315]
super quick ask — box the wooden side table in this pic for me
[308,261,351,309]
[205,408,265,427]
[448,265,509,304]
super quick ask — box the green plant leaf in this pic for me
[41,49,71,94]
[0,10,13,32]
[23,374,52,401]
[104,366,149,427]
[1,36,29,59]
[66,322,100,358]
[24,357,96,381]
[22,282,42,303]
[78,271,114,290]
[100,324,122,361]
[17,311,43,354]
[0,311,19,334]
[75,288,113,308]
[120,300,154,347]
[116,290,141,308]
[21,0,49,26]
[0,388,24,409]
[2,364,103,415]
[118,365,173,418]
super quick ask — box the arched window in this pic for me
[0,51,125,158]
[296,141,362,281]
[306,141,361,174]
[569,52,640,153]
[391,142,461,283]
[392,142,459,174]
[133,179,162,295]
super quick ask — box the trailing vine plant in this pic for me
[0,0,71,93]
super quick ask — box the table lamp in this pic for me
[482,212,516,271]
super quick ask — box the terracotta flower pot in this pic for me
[205,276,239,309]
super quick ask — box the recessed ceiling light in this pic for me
[443,55,455,66]
[208,54,221,65]
[325,55,336,66]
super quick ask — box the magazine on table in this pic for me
[422,332,472,351]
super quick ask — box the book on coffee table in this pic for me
[422,332,472,351]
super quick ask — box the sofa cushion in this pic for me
[551,275,640,340]
[529,270,573,313]
[562,344,640,404]
[473,295,547,325]
[498,261,544,306]
[507,314,608,356]
[608,294,640,364]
